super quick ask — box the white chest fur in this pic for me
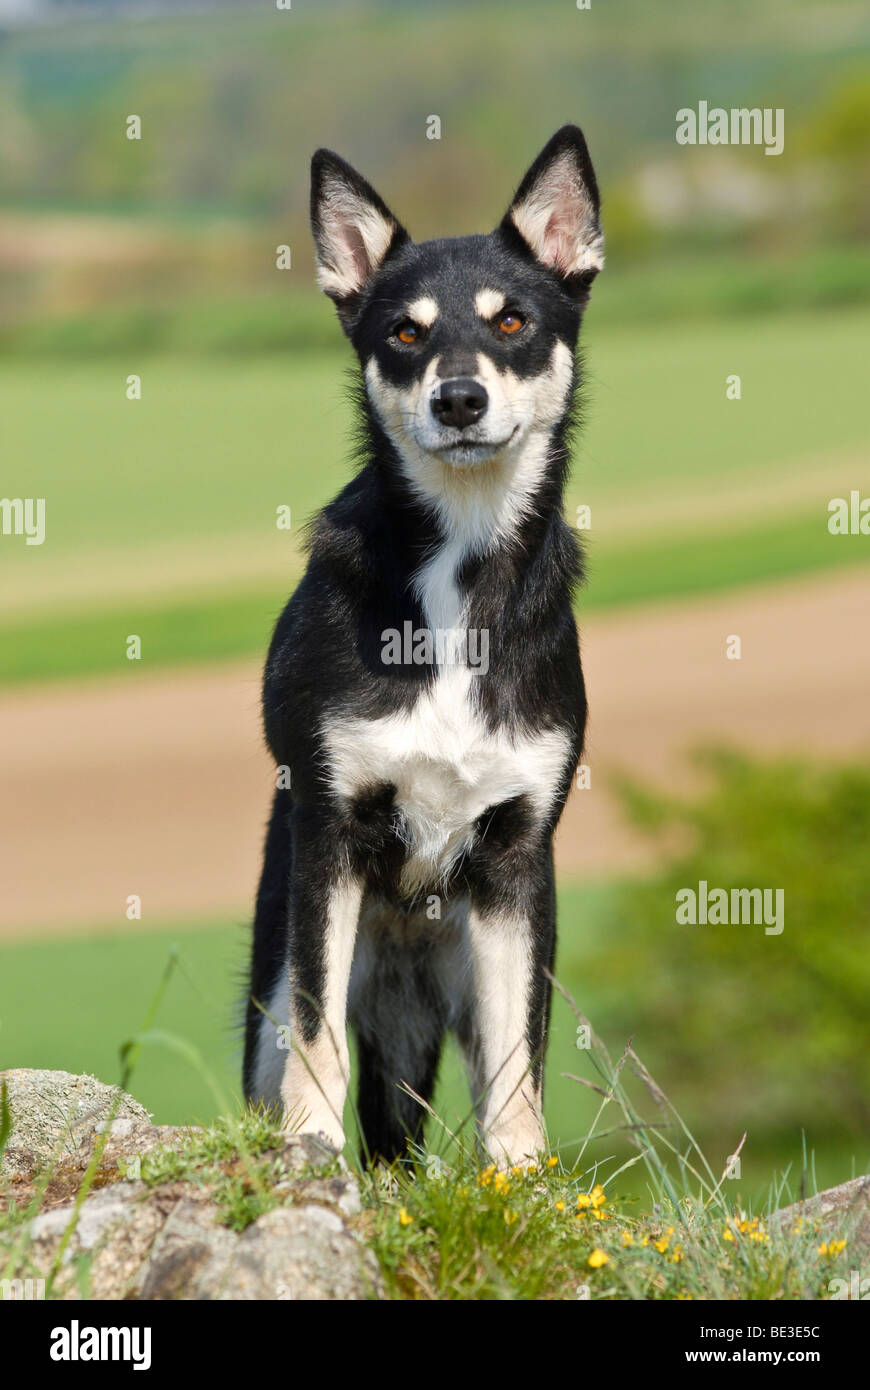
[323,434,572,894]
[323,665,569,893]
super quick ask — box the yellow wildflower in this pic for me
[399,1207,413,1227]
[588,1248,609,1269]
[818,1239,847,1257]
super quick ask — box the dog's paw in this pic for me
[281,1107,346,1154]
[484,1118,546,1169]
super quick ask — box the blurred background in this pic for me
[1,0,869,1199]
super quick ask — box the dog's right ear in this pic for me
[310,149,409,329]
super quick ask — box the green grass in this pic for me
[3,305,869,684]
[2,1015,858,1302]
[3,510,868,685]
[0,354,353,560]
[357,1014,857,1301]
[3,309,866,563]
[0,587,283,685]
[0,879,859,1203]
[0,920,248,1129]
[7,247,870,359]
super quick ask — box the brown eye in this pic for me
[395,320,419,344]
[499,312,525,335]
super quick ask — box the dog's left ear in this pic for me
[310,148,410,328]
[500,125,604,288]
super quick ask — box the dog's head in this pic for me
[310,126,603,492]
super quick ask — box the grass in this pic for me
[137,1110,344,1234]
[0,880,860,1203]
[1,991,859,1302]
[356,1010,856,1302]
[0,919,248,1128]
[3,510,868,685]
[2,304,870,684]
[7,247,870,360]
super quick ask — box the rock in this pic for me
[773,1176,870,1261]
[273,1130,343,1175]
[30,1184,145,1252]
[207,1205,382,1301]
[0,1069,382,1301]
[137,1194,237,1300]
[0,1069,151,1178]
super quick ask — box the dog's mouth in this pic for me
[432,425,519,463]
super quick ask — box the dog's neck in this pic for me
[358,403,578,638]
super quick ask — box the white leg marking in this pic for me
[280,877,363,1150]
[250,970,290,1107]
[465,906,545,1164]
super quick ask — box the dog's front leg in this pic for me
[281,808,363,1151]
[465,888,553,1167]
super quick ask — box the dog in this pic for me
[242,125,603,1165]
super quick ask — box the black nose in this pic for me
[431,377,488,431]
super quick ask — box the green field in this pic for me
[2,305,868,684]
[0,890,617,1139]
[0,880,860,1205]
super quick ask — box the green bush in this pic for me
[570,752,870,1166]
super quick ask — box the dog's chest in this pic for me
[324,667,569,891]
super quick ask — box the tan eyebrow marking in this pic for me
[407,296,439,327]
[475,288,506,318]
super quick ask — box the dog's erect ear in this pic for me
[310,149,409,322]
[500,125,603,284]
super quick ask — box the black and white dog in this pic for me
[243,126,603,1165]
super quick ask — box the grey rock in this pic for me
[1,1069,150,1177]
[137,1195,237,1301]
[30,1184,144,1253]
[211,1205,382,1301]
[774,1176,870,1262]
[1,1069,381,1301]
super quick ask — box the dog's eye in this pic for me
[498,312,525,335]
[394,320,420,345]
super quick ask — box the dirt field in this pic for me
[2,566,869,939]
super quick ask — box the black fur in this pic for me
[243,126,602,1164]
